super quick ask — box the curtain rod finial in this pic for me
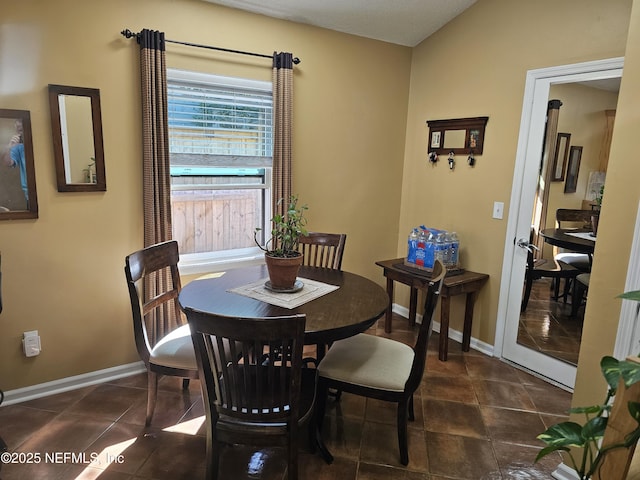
[121,29,138,40]
[293,57,301,65]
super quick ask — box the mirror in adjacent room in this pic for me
[0,109,38,220]
[48,85,106,192]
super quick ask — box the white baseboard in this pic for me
[2,361,146,406]
[392,303,495,357]
[552,463,579,480]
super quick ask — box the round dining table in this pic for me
[540,228,596,254]
[178,264,390,349]
[179,263,388,465]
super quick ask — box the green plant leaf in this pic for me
[628,401,640,423]
[619,360,640,387]
[535,444,570,462]
[538,422,586,447]
[601,356,622,392]
[571,405,605,415]
[618,290,640,302]
[581,416,607,440]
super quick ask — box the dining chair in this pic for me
[521,228,580,312]
[553,209,598,300]
[315,260,446,466]
[124,240,198,426]
[297,231,347,362]
[183,309,316,480]
[298,232,347,270]
[571,273,591,318]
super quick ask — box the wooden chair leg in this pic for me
[521,276,534,312]
[287,428,299,480]
[146,371,158,426]
[397,400,409,466]
[408,394,415,422]
[182,378,190,389]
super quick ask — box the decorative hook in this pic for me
[467,151,476,167]
[428,152,438,164]
[448,151,455,170]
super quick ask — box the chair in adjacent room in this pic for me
[297,232,347,270]
[124,240,198,426]
[571,273,591,318]
[315,260,446,466]
[521,228,581,312]
[184,309,316,480]
[553,208,598,300]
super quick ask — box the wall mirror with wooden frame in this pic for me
[427,117,489,155]
[48,84,106,192]
[0,109,38,220]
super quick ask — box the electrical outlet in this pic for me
[23,330,41,357]
[492,201,504,220]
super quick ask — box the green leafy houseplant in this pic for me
[255,195,308,258]
[536,290,640,479]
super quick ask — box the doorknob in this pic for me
[516,238,539,253]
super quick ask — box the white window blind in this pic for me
[167,75,273,159]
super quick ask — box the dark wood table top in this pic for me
[178,264,389,345]
[540,228,595,254]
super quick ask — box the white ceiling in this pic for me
[203,0,477,47]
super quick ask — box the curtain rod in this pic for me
[120,29,301,64]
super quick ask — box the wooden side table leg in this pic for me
[385,276,394,333]
[409,288,418,327]
[439,295,451,361]
[462,292,477,352]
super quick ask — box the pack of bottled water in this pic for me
[406,226,459,270]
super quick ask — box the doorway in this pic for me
[495,58,623,390]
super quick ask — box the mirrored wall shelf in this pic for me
[427,116,488,155]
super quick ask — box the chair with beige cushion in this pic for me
[124,240,198,426]
[315,260,446,466]
[553,208,597,300]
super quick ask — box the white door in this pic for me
[495,58,624,390]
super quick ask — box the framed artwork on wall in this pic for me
[0,109,38,220]
[552,132,571,181]
[564,145,582,193]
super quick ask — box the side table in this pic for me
[376,258,489,361]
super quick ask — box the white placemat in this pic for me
[228,278,339,309]
[565,231,596,241]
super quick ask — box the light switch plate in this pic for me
[492,201,504,220]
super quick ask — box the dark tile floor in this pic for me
[0,314,572,480]
[518,278,584,365]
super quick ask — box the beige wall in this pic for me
[0,0,411,390]
[401,0,632,343]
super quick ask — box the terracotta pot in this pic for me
[265,253,303,289]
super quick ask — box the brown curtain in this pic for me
[272,52,294,220]
[139,29,172,248]
[137,29,177,338]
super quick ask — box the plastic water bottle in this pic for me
[415,229,427,266]
[407,229,419,264]
[424,230,435,268]
[435,232,447,265]
[449,232,460,267]
[443,232,453,267]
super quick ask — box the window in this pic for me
[167,69,272,273]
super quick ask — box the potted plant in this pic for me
[255,195,308,290]
[536,290,640,479]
